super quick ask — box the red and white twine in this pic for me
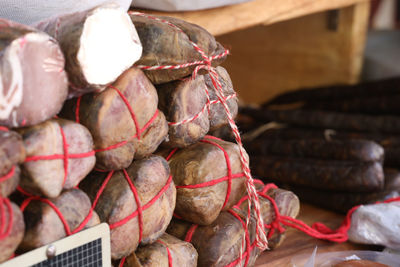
[129,11,270,255]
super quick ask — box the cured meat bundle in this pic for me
[117,233,198,267]
[0,201,25,263]
[18,119,96,198]
[162,136,247,225]
[157,66,238,148]
[80,156,176,259]
[0,128,25,263]
[61,68,168,170]
[129,13,227,84]
[0,8,288,267]
[18,189,100,252]
[0,19,68,128]
[0,129,25,197]
[36,3,142,97]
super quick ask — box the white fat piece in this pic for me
[0,37,23,120]
[77,6,142,86]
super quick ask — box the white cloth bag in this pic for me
[0,0,131,25]
[131,0,252,11]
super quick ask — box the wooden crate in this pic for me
[217,2,370,104]
[143,0,370,104]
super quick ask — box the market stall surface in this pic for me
[255,203,379,266]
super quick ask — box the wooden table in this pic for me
[255,203,375,266]
[141,0,370,104]
[147,0,369,36]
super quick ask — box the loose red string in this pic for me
[178,181,400,267]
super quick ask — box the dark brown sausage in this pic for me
[245,127,400,168]
[251,156,384,192]
[263,77,400,106]
[241,108,400,134]
[303,94,400,115]
[287,168,400,213]
[245,139,384,162]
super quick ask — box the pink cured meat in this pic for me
[0,18,68,128]
[36,4,142,98]
[18,118,96,198]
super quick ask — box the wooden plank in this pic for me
[255,203,377,266]
[138,0,369,36]
[216,2,370,104]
